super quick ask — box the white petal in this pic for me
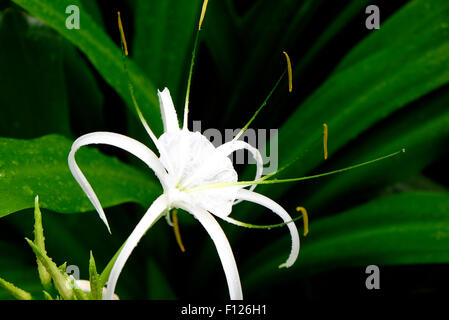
[236,189,300,268]
[158,88,180,133]
[217,140,263,203]
[104,195,168,300]
[181,203,243,300]
[68,132,168,232]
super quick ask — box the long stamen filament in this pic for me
[233,51,294,142]
[117,12,160,146]
[184,0,210,129]
[296,206,309,236]
[183,33,198,129]
[172,210,186,252]
[187,149,405,192]
[233,70,287,142]
[220,213,303,230]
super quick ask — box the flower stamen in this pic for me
[185,0,210,129]
[172,210,186,252]
[117,12,128,57]
[186,149,405,192]
[233,51,295,142]
[296,206,309,236]
[117,12,162,151]
[220,213,303,229]
[233,70,287,142]
[198,0,209,31]
[282,51,293,93]
[323,123,328,160]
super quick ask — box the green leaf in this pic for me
[290,0,371,77]
[132,0,202,108]
[0,8,71,138]
[242,0,313,44]
[43,290,53,300]
[241,192,449,291]
[335,0,449,72]
[243,0,449,203]
[12,0,163,134]
[79,0,104,29]
[304,84,449,213]
[0,241,42,300]
[146,258,176,300]
[99,242,123,288]
[63,43,104,134]
[223,0,319,122]
[0,134,161,218]
[202,0,238,82]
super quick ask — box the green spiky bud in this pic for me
[33,195,52,291]
[25,238,73,300]
[0,276,32,300]
[89,251,102,300]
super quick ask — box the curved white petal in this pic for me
[68,132,168,232]
[104,195,168,300]
[217,140,263,203]
[180,203,243,300]
[158,88,180,133]
[236,189,300,268]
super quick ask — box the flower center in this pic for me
[159,130,237,191]
[158,129,239,218]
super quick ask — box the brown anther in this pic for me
[198,0,209,30]
[117,11,129,56]
[323,123,328,160]
[296,206,309,236]
[282,51,293,92]
[172,210,186,252]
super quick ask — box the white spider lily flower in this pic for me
[68,88,300,300]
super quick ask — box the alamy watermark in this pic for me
[66,264,80,280]
[65,5,80,30]
[192,121,278,175]
[365,265,380,289]
[365,5,380,30]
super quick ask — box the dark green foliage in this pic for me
[0,0,448,300]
